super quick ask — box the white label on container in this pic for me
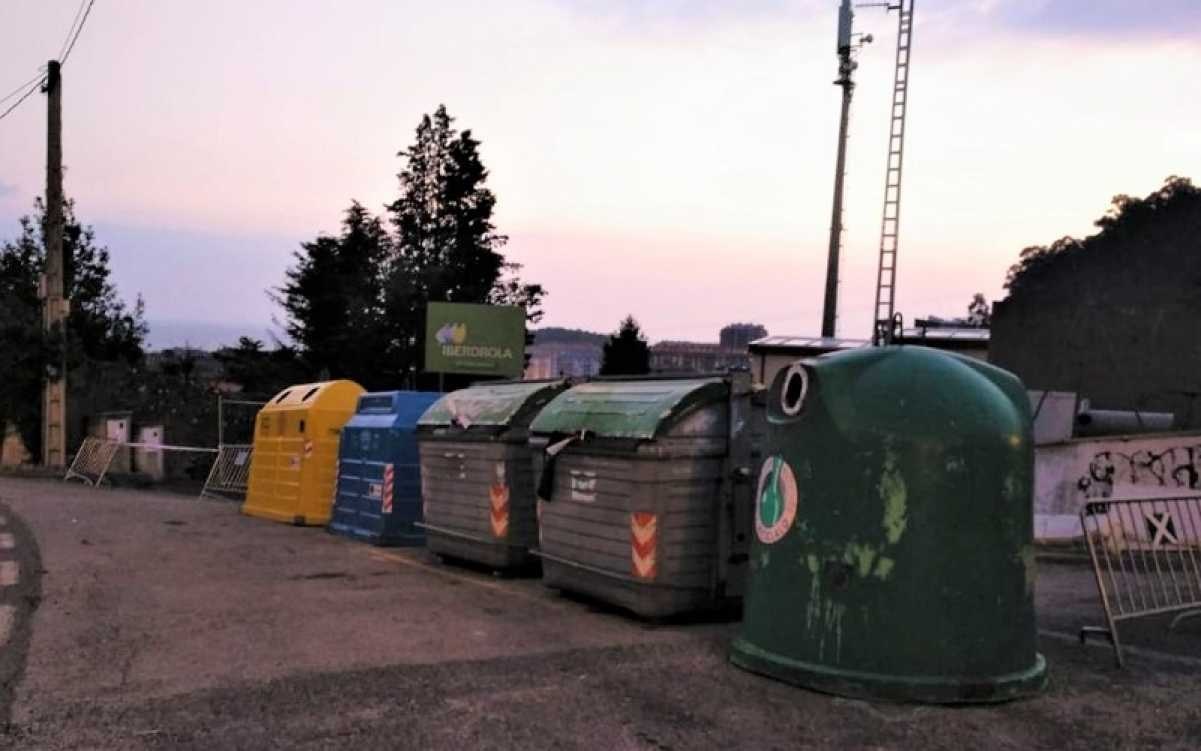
[570,470,597,502]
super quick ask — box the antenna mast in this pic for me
[819,0,872,338]
[872,0,916,344]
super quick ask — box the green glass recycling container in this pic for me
[730,346,1047,703]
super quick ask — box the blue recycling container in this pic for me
[328,390,442,546]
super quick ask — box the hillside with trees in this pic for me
[1004,176,1200,298]
[991,176,1201,425]
[533,327,606,346]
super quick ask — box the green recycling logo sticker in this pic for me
[755,455,798,544]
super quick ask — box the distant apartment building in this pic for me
[526,323,767,379]
[648,323,767,374]
[525,341,603,380]
[719,323,768,351]
[649,341,750,374]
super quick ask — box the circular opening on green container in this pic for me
[780,364,808,416]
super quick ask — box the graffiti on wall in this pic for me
[1076,445,1201,498]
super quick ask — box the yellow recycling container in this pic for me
[243,380,365,526]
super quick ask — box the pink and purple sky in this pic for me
[2,0,1199,349]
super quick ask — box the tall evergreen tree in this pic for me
[274,201,392,388]
[277,106,544,390]
[386,105,544,383]
[388,106,505,303]
[0,198,147,457]
[601,316,651,376]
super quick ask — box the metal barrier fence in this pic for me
[65,439,223,494]
[127,442,218,486]
[199,444,254,501]
[63,437,121,486]
[1080,495,1201,667]
[217,396,267,446]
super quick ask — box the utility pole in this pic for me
[42,60,68,468]
[820,0,870,339]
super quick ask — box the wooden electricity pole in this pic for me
[42,60,68,468]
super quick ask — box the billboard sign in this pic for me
[424,302,526,378]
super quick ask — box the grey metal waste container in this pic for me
[529,373,761,618]
[416,379,569,570]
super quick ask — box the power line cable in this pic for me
[0,2,95,124]
[0,72,46,106]
[0,75,47,123]
[61,0,96,66]
[59,0,89,60]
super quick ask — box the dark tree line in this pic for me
[214,337,306,398]
[992,175,1201,426]
[1005,176,1200,297]
[0,105,541,463]
[275,105,545,391]
[0,199,147,458]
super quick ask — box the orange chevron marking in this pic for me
[490,483,510,538]
[631,536,655,557]
[631,518,657,545]
[630,512,658,580]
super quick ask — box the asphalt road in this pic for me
[0,499,41,732]
[0,476,1199,750]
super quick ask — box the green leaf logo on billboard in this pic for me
[425,302,526,378]
[434,323,468,346]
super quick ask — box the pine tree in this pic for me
[388,106,505,302]
[58,201,147,363]
[275,201,392,388]
[386,105,543,384]
[601,316,650,376]
[277,105,545,390]
[0,198,147,457]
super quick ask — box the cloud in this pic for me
[557,0,822,27]
[1006,0,1201,39]
[0,180,17,199]
[559,1,1201,43]
[920,0,1201,44]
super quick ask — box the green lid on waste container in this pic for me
[529,378,726,439]
[418,380,566,429]
[730,346,1047,703]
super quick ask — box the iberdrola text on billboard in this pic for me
[424,302,526,378]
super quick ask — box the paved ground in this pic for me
[0,476,1199,749]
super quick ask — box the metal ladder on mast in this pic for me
[872,0,914,344]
